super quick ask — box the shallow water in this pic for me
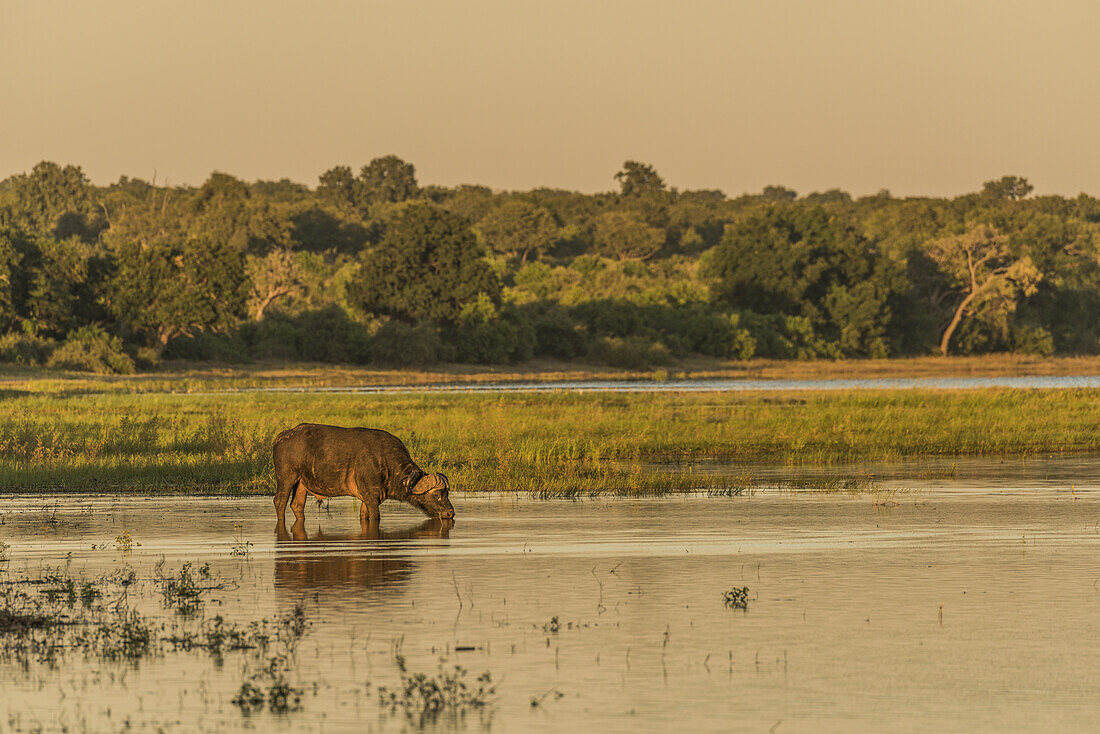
[1,486,1098,732]
[220,374,1100,394]
[661,453,1100,492]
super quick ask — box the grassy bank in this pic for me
[1,384,1099,495]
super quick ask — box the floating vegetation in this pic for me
[378,655,496,727]
[723,586,751,611]
[114,531,138,552]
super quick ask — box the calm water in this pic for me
[663,453,1100,492]
[224,374,1100,395]
[1,485,1098,732]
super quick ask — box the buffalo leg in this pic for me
[290,483,308,523]
[360,497,380,523]
[274,473,297,522]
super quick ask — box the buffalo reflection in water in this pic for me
[274,518,452,593]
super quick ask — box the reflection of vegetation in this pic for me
[1,384,1099,494]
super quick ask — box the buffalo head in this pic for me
[409,473,455,520]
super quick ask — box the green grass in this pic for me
[1,385,1099,495]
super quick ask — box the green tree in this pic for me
[926,224,1042,355]
[355,155,418,209]
[347,203,500,323]
[22,236,95,336]
[188,172,292,254]
[317,166,356,210]
[981,176,1033,202]
[614,161,665,197]
[247,247,306,320]
[0,228,18,329]
[593,211,665,261]
[761,185,797,202]
[3,161,97,239]
[108,237,248,346]
[476,199,559,262]
[709,207,896,356]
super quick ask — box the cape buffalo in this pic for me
[272,423,455,523]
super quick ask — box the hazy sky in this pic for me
[3,1,1098,197]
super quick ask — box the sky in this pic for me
[2,0,1099,197]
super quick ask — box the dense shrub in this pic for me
[46,326,135,374]
[572,299,646,339]
[518,303,588,359]
[370,321,442,367]
[0,331,56,365]
[163,332,251,363]
[238,315,300,361]
[293,306,372,364]
[1010,324,1055,356]
[589,336,673,370]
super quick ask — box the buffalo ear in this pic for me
[437,473,449,488]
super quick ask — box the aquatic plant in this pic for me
[114,531,138,552]
[723,586,750,610]
[232,653,304,714]
[159,562,206,615]
[79,582,101,607]
[230,523,253,556]
[378,655,496,726]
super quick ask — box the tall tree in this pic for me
[761,185,798,202]
[476,200,559,262]
[356,155,419,209]
[926,224,1042,355]
[593,211,665,261]
[3,161,96,239]
[0,228,19,330]
[317,166,356,210]
[981,176,1033,202]
[347,203,499,323]
[614,161,665,197]
[109,237,248,346]
[246,247,305,320]
[710,207,896,356]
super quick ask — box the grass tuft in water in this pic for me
[378,654,496,727]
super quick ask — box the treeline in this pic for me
[1,159,1098,373]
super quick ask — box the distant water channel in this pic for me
[2,478,1098,732]
[228,374,1100,395]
